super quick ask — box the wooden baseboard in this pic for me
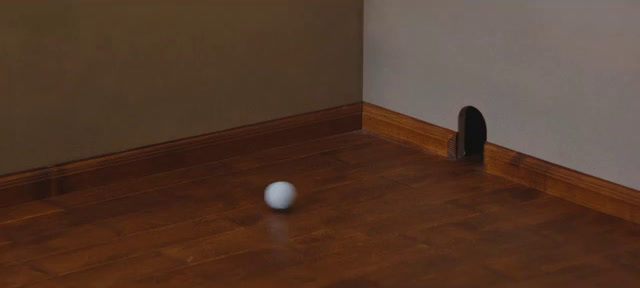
[5,100,639,225]
[0,103,363,208]
[362,103,457,158]
[485,143,640,224]
[361,102,640,223]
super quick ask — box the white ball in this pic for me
[264,181,296,210]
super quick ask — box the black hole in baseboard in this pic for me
[457,106,487,159]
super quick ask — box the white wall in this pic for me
[365,0,640,190]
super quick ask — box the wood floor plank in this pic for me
[0,224,118,266]
[2,132,640,287]
[217,235,429,288]
[356,257,512,288]
[0,264,51,288]
[0,139,389,272]
[27,253,183,288]
[132,249,306,288]
[445,184,548,214]
[136,230,424,288]
[47,132,373,209]
[400,196,639,282]
[95,150,370,237]
[47,160,235,210]
[0,159,343,267]
[0,150,345,241]
[497,261,640,288]
[0,200,63,225]
[157,178,412,264]
[30,217,239,278]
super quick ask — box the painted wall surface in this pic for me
[0,0,363,175]
[365,1,640,190]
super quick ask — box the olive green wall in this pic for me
[0,0,363,175]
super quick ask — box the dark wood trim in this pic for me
[447,134,458,161]
[362,102,457,158]
[362,102,640,223]
[0,103,363,207]
[485,142,640,224]
[6,100,639,226]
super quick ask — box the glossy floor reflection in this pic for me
[1,131,639,287]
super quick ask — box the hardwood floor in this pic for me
[1,131,639,287]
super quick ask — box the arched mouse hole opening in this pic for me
[457,106,487,160]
